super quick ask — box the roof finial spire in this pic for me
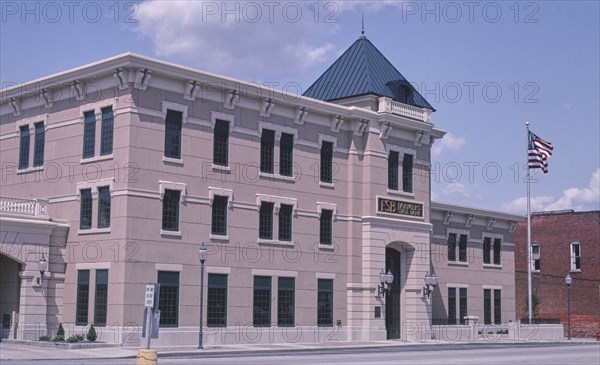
[360,12,365,38]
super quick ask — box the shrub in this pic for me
[496,329,509,334]
[56,323,65,337]
[39,335,51,341]
[53,335,64,342]
[86,324,97,342]
[75,334,85,341]
[67,335,79,343]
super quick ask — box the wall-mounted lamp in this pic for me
[378,269,394,297]
[37,254,48,285]
[423,272,438,298]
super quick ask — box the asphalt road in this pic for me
[3,342,599,365]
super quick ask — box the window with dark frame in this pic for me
[388,151,399,190]
[571,242,581,271]
[278,204,293,242]
[100,107,114,156]
[211,196,228,236]
[161,189,180,232]
[18,125,30,170]
[447,233,457,261]
[83,111,96,158]
[483,289,491,325]
[158,271,179,327]
[97,186,111,229]
[320,141,333,183]
[532,244,541,271]
[277,277,295,327]
[319,209,333,245]
[448,287,457,325]
[483,237,491,264]
[80,189,92,230]
[493,289,501,325]
[259,202,274,240]
[94,269,108,326]
[402,154,413,193]
[493,238,501,265]
[253,276,271,327]
[279,133,294,177]
[76,270,90,325]
[458,234,467,262]
[260,129,275,173]
[33,122,45,167]
[213,120,229,166]
[207,274,227,327]
[164,109,182,159]
[317,279,333,327]
[459,288,467,325]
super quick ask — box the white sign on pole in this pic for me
[145,284,155,308]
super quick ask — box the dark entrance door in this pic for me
[385,247,401,339]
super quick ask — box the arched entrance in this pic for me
[385,247,401,339]
[0,254,22,339]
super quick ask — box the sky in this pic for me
[1,0,598,214]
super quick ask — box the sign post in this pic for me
[137,284,160,365]
[144,284,154,349]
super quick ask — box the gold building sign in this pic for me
[378,198,423,217]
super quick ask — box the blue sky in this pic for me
[2,1,598,213]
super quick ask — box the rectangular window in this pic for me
[211,196,228,236]
[570,242,581,271]
[278,204,293,242]
[207,274,227,327]
[161,189,180,232]
[458,234,468,262]
[483,237,491,264]
[532,244,541,271]
[448,287,457,325]
[447,233,457,261]
[158,271,179,327]
[459,288,468,325]
[164,109,182,159]
[493,289,501,325]
[493,238,501,265]
[253,276,271,327]
[213,120,229,166]
[100,107,114,156]
[18,125,30,170]
[33,122,45,167]
[277,277,295,327]
[76,270,90,325]
[279,133,294,177]
[80,189,92,230]
[319,209,333,245]
[483,289,491,325]
[388,151,399,190]
[260,129,275,173]
[97,186,111,229]
[317,279,333,327]
[259,202,274,240]
[83,111,96,158]
[94,269,108,326]
[320,141,333,183]
[402,154,413,193]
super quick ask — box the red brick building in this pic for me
[515,210,600,337]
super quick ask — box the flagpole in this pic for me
[526,122,533,324]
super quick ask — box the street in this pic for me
[2,343,598,365]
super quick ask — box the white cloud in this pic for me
[134,1,400,79]
[442,182,481,200]
[432,133,466,157]
[502,168,600,213]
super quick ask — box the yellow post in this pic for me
[136,348,158,365]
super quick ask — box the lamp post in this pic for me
[198,243,207,350]
[378,269,394,297]
[424,272,438,298]
[37,254,48,285]
[565,273,572,340]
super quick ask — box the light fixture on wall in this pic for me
[378,269,394,297]
[37,254,48,285]
[423,272,438,298]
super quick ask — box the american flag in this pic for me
[528,131,553,173]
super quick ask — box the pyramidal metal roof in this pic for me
[303,36,434,111]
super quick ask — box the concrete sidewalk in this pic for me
[1,338,597,361]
